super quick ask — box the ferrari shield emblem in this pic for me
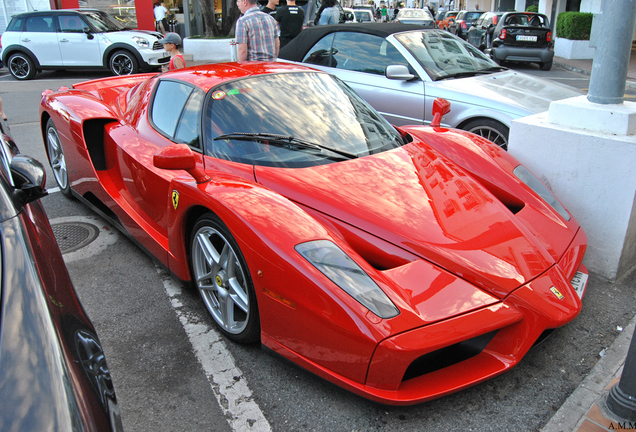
[550,287,564,300]
[171,190,179,210]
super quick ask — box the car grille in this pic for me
[153,41,163,50]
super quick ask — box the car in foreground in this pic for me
[0,120,122,430]
[487,12,554,70]
[40,62,588,405]
[448,10,485,39]
[466,11,505,50]
[0,9,169,80]
[278,23,580,148]
[392,8,435,26]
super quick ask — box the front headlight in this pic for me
[514,165,570,221]
[296,240,399,319]
[132,36,150,48]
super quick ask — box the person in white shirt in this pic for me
[154,2,169,34]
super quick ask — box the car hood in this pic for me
[255,139,557,298]
[107,29,162,41]
[429,70,581,116]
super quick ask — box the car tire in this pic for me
[109,50,139,76]
[8,53,36,81]
[540,60,553,71]
[45,118,73,197]
[462,118,509,150]
[190,213,260,344]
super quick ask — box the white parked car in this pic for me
[0,9,169,80]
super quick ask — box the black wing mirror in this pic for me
[10,155,48,204]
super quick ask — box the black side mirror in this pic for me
[10,155,47,204]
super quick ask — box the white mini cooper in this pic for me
[0,9,170,80]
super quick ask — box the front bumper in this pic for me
[491,45,554,63]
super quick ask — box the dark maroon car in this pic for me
[0,120,123,431]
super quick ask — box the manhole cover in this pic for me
[51,222,99,254]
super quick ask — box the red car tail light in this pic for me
[547,31,552,42]
[460,20,467,29]
[500,28,507,39]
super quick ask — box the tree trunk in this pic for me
[222,0,240,36]
[197,0,220,36]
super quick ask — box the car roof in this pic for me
[155,61,326,93]
[11,8,100,17]
[279,23,433,61]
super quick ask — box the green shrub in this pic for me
[556,11,593,40]
[526,5,538,12]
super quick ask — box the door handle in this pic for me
[21,38,31,42]
[60,39,69,42]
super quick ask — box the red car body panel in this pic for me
[39,62,588,405]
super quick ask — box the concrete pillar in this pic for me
[588,0,636,104]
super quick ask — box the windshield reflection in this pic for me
[80,11,125,32]
[395,30,497,80]
[204,72,403,167]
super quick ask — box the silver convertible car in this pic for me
[279,23,579,149]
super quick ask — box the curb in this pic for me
[541,315,636,432]
[555,60,636,90]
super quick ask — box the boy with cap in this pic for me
[159,32,186,71]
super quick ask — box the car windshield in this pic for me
[80,10,125,32]
[354,11,372,21]
[394,30,500,80]
[398,9,433,19]
[205,72,404,168]
[464,11,483,20]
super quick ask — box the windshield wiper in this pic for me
[435,66,508,81]
[214,132,359,159]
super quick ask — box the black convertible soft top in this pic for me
[279,23,433,61]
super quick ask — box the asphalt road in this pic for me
[2,64,635,432]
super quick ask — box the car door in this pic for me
[111,79,205,263]
[56,15,103,66]
[22,15,62,66]
[300,31,424,126]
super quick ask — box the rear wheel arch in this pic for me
[457,117,510,150]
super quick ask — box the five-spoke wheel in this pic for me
[45,118,72,197]
[8,53,36,80]
[190,214,259,343]
[109,50,139,76]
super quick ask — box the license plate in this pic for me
[516,35,537,42]
[570,271,588,298]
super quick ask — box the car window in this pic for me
[395,30,496,79]
[302,33,336,67]
[6,17,25,32]
[174,91,204,149]
[465,12,483,20]
[204,72,403,168]
[329,32,409,75]
[58,15,86,33]
[25,16,56,32]
[80,10,125,32]
[151,80,194,139]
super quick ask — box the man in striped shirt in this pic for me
[236,0,280,61]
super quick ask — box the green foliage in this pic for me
[556,11,593,40]
[526,5,538,12]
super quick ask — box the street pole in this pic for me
[607,324,636,420]
[587,0,636,104]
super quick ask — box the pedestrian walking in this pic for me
[236,0,280,61]
[159,32,186,71]
[261,0,278,16]
[154,1,169,34]
[381,4,388,22]
[275,0,304,48]
[317,0,339,25]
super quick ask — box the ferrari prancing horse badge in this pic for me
[172,190,179,210]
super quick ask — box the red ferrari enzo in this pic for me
[40,62,588,405]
